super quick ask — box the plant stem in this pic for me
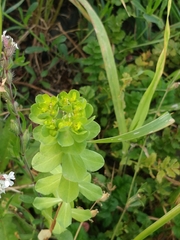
[74,222,83,240]
[74,200,98,240]
[134,204,180,240]
[50,0,64,26]
[6,81,34,182]
[49,202,63,233]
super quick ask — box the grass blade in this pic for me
[91,112,174,143]
[70,0,127,135]
[130,0,171,130]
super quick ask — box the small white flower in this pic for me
[2,171,15,188]
[0,171,15,198]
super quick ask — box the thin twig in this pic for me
[57,22,86,58]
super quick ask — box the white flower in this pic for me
[2,171,15,188]
[0,171,15,198]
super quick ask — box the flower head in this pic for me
[2,31,18,58]
[0,171,15,198]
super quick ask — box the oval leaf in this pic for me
[25,46,48,54]
[57,130,74,147]
[35,174,62,195]
[85,121,100,140]
[62,154,87,182]
[33,126,56,145]
[58,176,79,202]
[33,197,61,210]
[71,208,91,222]
[81,149,104,171]
[32,150,62,172]
[79,182,102,201]
[57,202,72,228]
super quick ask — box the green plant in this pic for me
[29,89,105,237]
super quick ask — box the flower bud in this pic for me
[98,192,110,202]
[2,30,18,58]
[168,82,180,91]
[91,209,99,218]
[38,229,51,240]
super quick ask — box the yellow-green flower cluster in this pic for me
[30,90,91,137]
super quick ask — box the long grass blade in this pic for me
[130,0,171,130]
[70,0,127,136]
[91,112,174,143]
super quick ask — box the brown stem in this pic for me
[49,202,63,233]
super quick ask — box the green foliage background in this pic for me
[1,0,180,239]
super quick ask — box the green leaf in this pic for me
[33,197,61,210]
[40,70,48,77]
[143,13,164,29]
[25,66,36,81]
[49,57,59,68]
[156,170,165,183]
[52,35,66,46]
[25,46,48,54]
[57,176,79,202]
[54,230,73,240]
[35,174,62,195]
[24,2,38,25]
[81,149,104,171]
[79,182,102,201]
[131,0,146,12]
[58,140,87,155]
[53,222,66,235]
[91,112,174,143]
[57,202,72,228]
[19,195,34,204]
[166,168,176,178]
[29,105,44,125]
[33,126,56,145]
[85,121,101,140]
[71,208,91,222]
[62,154,87,182]
[42,208,52,224]
[79,86,95,99]
[50,165,62,174]
[57,130,74,147]
[39,143,62,158]
[5,0,24,14]
[32,146,62,172]
[85,103,94,118]
[71,130,89,143]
